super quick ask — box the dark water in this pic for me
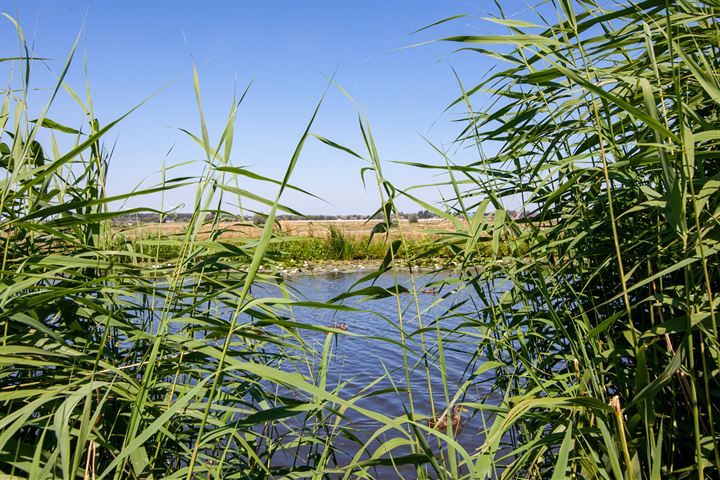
[251,270,501,474]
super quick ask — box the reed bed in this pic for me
[119,225,458,265]
[1,1,719,478]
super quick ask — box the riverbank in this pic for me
[123,221,493,268]
[265,259,449,276]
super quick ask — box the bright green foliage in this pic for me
[403,0,720,477]
[0,17,364,479]
[3,1,720,479]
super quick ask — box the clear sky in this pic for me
[0,0,536,216]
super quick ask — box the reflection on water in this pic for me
[250,270,502,473]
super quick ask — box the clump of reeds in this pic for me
[387,1,720,477]
[0,17,363,479]
[3,1,720,479]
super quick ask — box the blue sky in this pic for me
[0,0,537,215]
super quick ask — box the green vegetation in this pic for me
[114,226,459,267]
[270,226,391,263]
[2,1,720,479]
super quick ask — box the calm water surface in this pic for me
[252,270,501,473]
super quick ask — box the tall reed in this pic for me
[390,0,720,477]
[2,0,720,478]
[0,17,368,479]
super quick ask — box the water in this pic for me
[249,270,501,474]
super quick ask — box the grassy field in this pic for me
[117,218,475,266]
[2,1,720,479]
[118,218,456,239]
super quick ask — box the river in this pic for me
[249,270,502,476]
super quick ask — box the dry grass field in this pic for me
[116,218,459,240]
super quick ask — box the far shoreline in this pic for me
[262,259,446,277]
